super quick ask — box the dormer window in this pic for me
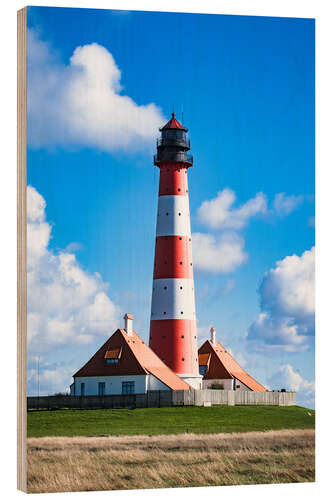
[198,353,211,376]
[199,365,207,375]
[106,358,119,365]
[104,347,122,364]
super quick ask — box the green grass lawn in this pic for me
[27,405,315,438]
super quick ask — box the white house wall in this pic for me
[73,375,147,396]
[202,378,252,391]
[146,374,170,391]
[72,374,172,395]
[234,379,251,391]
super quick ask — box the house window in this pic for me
[106,358,119,364]
[80,382,85,396]
[199,365,207,376]
[98,382,106,396]
[122,381,135,394]
[104,347,121,364]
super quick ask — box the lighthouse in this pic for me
[149,113,202,389]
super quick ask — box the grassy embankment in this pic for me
[27,429,315,492]
[28,405,315,438]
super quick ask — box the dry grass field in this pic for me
[27,429,315,493]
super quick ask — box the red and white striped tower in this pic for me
[149,113,202,389]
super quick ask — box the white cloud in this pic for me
[273,193,303,216]
[197,188,268,230]
[268,364,315,408]
[192,232,248,273]
[28,30,165,152]
[27,186,122,356]
[247,247,315,352]
[27,359,76,396]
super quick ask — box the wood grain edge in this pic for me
[17,6,27,493]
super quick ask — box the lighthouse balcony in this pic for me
[154,152,193,166]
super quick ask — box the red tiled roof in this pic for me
[74,329,190,391]
[160,113,186,131]
[198,353,211,366]
[104,348,122,359]
[198,340,267,392]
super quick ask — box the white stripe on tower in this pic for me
[151,278,196,320]
[156,195,191,237]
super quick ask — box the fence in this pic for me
[27,390,296,410]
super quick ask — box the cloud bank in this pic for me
[273,193,304,217]
[197,188,268,230]
[27,186,122,356]
[193,187,304,274]
[192,232,247,273]
[246,247,315,352]
[268,364,315,408]
[28,30,165,152]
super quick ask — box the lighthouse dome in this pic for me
[160,112,187,132]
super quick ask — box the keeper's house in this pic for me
[198,327,267,392]
[70,314,190,396]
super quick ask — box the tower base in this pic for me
[177,374,203,390]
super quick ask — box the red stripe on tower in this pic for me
[149,113,202,389]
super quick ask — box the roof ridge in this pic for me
[119,329,149,375]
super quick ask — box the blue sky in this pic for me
[26,7,315,407]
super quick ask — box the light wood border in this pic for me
[17,6,27,493]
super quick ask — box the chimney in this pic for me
[210,327,216,345]
[124,313,133,336]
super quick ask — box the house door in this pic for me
[98,382,106,396]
